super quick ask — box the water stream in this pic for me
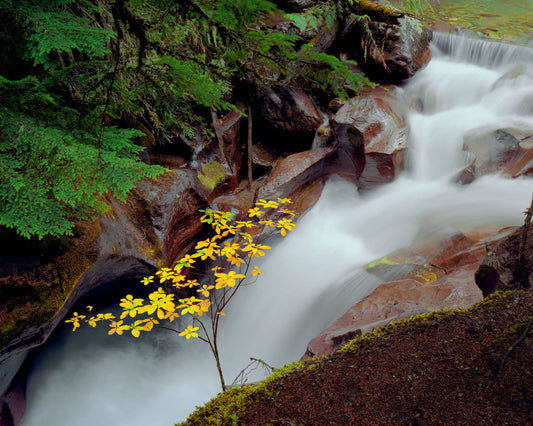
[21,33,533,425]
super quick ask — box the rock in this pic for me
[304,226,514,358]
[251,143,279,168]
[259,85,324,135]
[329,123,366,182]
[463,128,521,175]
[454,151,480,185]
[256,148,334,215]
[216,103,246,185]
[475,225,533,296]
[333,86,408,190]
[503,132,533,178]
[430,21,456,33]
[145,170,209,265]
[0,170,210,416]
[341,2,432,83]
[461,127,533,179]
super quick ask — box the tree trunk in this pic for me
[247,105,253,189]
[210,108,232,175]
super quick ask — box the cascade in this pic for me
[21,33,533,425]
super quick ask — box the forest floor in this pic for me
[196,289,533,425]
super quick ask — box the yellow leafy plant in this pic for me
[66,198,295,390]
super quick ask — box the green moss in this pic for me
[179,359,319,425]
[198,161,227,192]
[179,290,528,424]
[0,221,99,347]
[493,316,533,345]
[340,291,520,354]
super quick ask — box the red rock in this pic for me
[256,148,334,204]
[333,87,408,190]
[303,226,514,358]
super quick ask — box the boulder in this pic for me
[333,86,408,190]
[304,225,515,358]
[475,223,533,296]
[502,132,533,178]
[341,1,433,83]
[462,128,522,175]
[256,148,335,216]
[259,85,324,136]
[461,127,533,178]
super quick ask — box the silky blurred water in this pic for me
[21,34,533,426]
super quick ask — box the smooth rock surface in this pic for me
[304,225,516,358]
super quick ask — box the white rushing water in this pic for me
[22,33,533,425]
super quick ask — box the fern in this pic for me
[0,108,165,239]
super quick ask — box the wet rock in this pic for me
[256,148,334,215]
[333,86,408,190]
[0,170,209,413]
[251,143,279,168]
[341,2,432,83]
[259,85,324,135]
[463,128,521,175]
[304,226,514,358]
[503,132,533,178]
[330,123,366,182]
[455,151,480,185]
[475,225,533,296]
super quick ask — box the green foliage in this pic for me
[0,0,166,238]
[0,0,379,238]
[294,45,374,97]
[0,105,164,238]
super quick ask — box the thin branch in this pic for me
[497,318,533,377]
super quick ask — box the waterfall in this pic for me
[21,34,533,425]
[432,32,533,66]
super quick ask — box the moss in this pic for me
[493,316,533,345]
[179,359,318,425]
[179,290,530,424]
[198,161,227,192]
[339,290,520,354]
[135,121,155,147]
[0,220,99,347]
[366,254,442,285]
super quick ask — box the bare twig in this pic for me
[497,318,533,377]
[517,195,533,287]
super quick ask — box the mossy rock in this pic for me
[198,161,227,192]
[0,222,99,348]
